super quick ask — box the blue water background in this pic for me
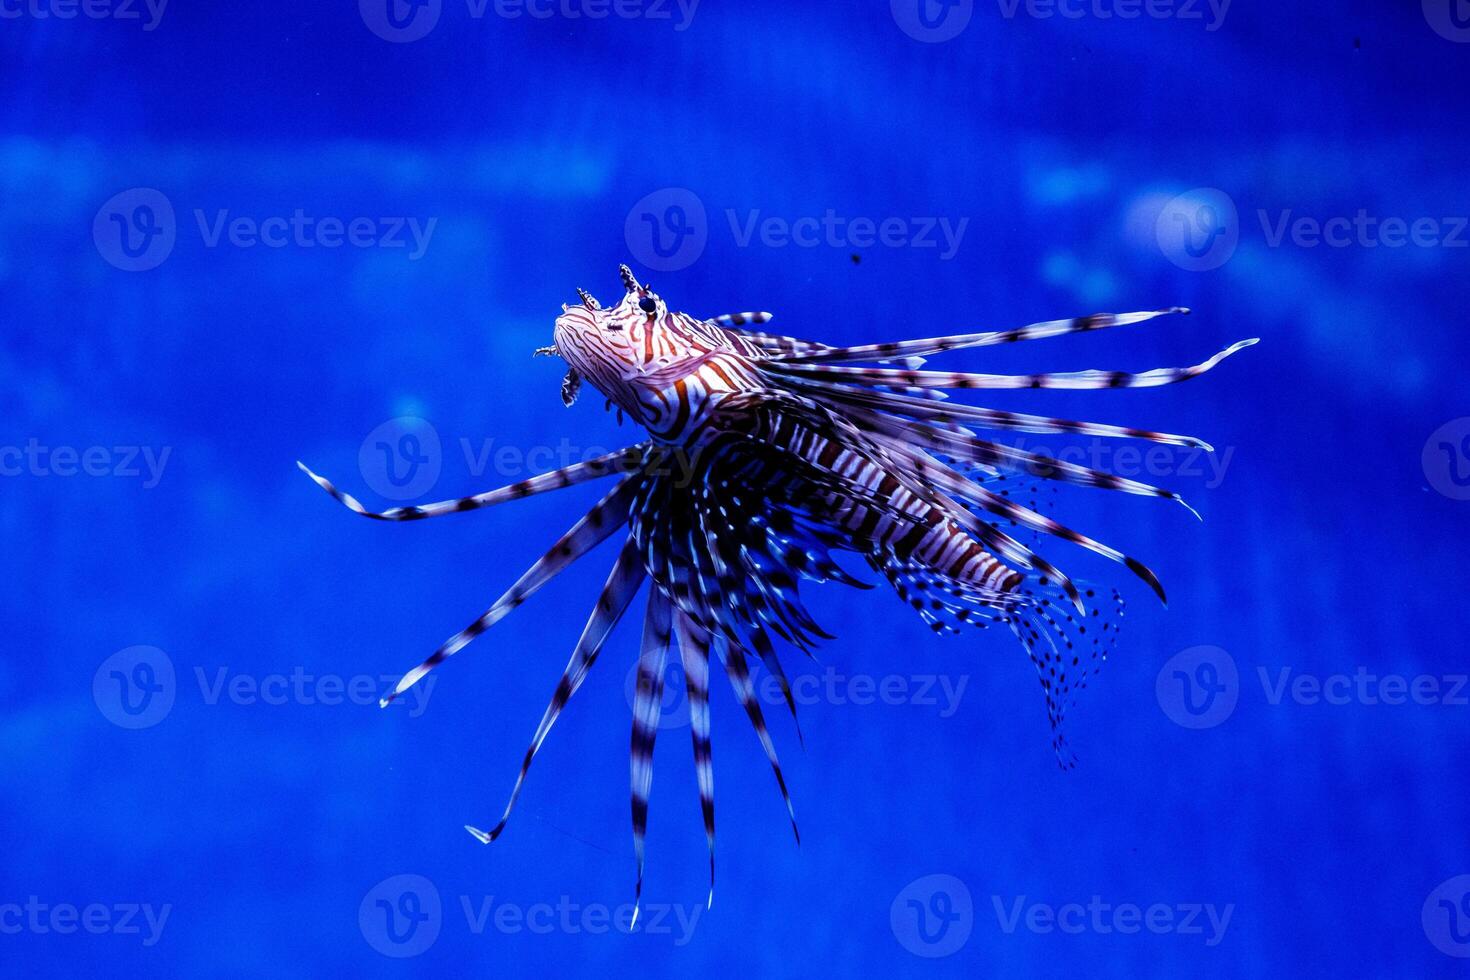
[2,1,1468,975]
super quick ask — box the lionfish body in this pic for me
[301,264,1255,912]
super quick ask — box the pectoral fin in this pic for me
[561,367,582,407]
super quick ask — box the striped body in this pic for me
[553,289,1019,600]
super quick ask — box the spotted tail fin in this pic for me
[1008,580,1126,769]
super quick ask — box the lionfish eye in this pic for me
[639,296,658,314]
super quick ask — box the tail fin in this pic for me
[875,557,1125,767]
[1006,578,1125,769]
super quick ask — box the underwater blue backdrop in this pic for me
[3,1,1468,976]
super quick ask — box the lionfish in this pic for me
[300,264,1254,912]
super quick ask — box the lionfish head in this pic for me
[551,265,675,409]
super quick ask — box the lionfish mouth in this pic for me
[301,284,1256,912]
